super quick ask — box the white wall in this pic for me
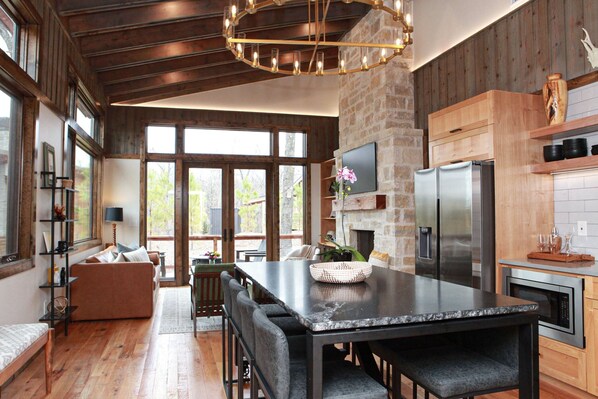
[0,104,101,325]
[102,158,141,246]
[413,0,530,70]
[552,81,598,257]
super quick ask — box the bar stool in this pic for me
[370,329,520,399]
[252,307,388,399]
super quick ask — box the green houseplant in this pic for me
[320,238,366,262]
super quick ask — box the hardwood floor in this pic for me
[1,287,594,398]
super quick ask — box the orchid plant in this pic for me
[330,166,357,247]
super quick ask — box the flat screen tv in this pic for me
[341,142,377,195]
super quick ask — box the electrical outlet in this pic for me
[578,221,588,236]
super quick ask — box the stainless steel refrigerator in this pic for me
[414,161,495,292]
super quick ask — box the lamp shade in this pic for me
[105,207,123,222]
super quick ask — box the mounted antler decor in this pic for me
[581,28,598,69]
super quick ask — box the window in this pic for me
[0,85,21,263]
[279,165,304,258]
[279,131,306,158]
[75,95,97,140]
[184,128,271,156]
[147,125,176,154]
[0,4,18,61]
[74,145,93,242]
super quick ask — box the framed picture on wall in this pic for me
[42,142,55,188]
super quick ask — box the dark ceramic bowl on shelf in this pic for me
[563,138,588,159]
[543,145,564,162]
[592,145,598,156]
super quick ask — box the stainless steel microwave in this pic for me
[503,267,584,348]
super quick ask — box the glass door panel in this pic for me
[233,169,267,262]
[146,162,175,280]
[188,168,223,266]
[279,165,305,259]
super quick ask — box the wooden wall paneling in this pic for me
[437,55,448,110]
[454,44,466,103]
[583,0,598,75]
[430,58,439,113]
[464,39,476,98]
[484,25,497,94]
[422,64,432,130]
[520,3,535,93]
[532,0,550,88]
[548,0,567,77]
[508,10,523,93]
[495,18,509,91]
[473,33,487,96]
[446,49,457,105]
[414,67,424,130]
[565,0,586,80]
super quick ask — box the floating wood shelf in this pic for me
[529,114,598,140]
[332,194,386,211]
[531,155,598,174]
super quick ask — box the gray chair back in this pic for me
[220,271,233,315]
[253,307,290,399]
[229,279,247,328]
[236,290,261,355]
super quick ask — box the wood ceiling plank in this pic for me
[56,0,164,15]
[78,2,368,56]
[66,1,226,36]
[104,49,340,96]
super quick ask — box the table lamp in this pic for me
[105,207,123,246]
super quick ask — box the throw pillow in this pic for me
[113,252,127,262]
[122,246,151,263]
[86,245,117,263]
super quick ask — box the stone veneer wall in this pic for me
[337,3,423,272]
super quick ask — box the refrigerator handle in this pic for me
[418,226,432,260]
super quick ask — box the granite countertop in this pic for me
[500,258,598,277]
[236,261,538,332]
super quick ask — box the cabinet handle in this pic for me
[229,228,234,242]
[449,128,463,133]
[450,160,464,164]
[223,229,227,242]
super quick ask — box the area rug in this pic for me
[159,288,222,334]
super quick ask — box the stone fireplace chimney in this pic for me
[338,3,422,272]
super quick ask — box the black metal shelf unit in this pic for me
[38,172,77,335]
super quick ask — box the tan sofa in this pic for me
[70,248,160,321]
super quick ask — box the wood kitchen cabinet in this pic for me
[430,91,553,294]
[585,277,598,396]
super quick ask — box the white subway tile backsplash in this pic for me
[550,83,598,254]
[554,190,569,201]
[554,200,585,213]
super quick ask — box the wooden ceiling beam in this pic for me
[104,48,340,96]
[89,18,357,72]
[79,2,368,56]
[98,33,345,84]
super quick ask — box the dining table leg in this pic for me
[518,319,539,398]
[306,332,324,399]
[353,342,383,384]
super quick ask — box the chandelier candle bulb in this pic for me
[222,7,232,37]
[339,51,347,75]
[235,32,246,60]
[361,49,369,71]
[316,52,324,76]
[246,0,256,14]
[379,48,388,64]
[271,48,279,73]
[251,44,260,67]
[293,51,301,75]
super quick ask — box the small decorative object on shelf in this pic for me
[205,250,220,264]
[542,73,568,125]
[46,296,69,316]
[47,264,59,284]
[62,179,73,189]
[57,240,68,253]
[60,267,66,285]
[54,204,66,221]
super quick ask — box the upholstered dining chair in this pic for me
[282,245,320,261]
[252,307,388,399]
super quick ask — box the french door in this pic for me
[183,163,272,267]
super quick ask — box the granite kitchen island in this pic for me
[235,260,540,399]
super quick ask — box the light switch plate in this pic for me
[578,221,588,236]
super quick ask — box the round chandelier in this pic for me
[222,0,413,76]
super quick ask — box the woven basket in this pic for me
[309,262,372,284]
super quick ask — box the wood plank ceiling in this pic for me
[53,0,370,105]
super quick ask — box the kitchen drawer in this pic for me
[585,277,598,300]
[429,92,490,141]
[539,336,587,390]
[428,125,493,167]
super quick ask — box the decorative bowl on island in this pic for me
[309,261,372,284]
